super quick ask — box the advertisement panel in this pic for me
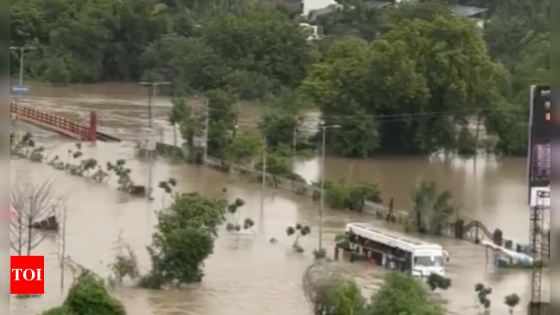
[528,85,550,207]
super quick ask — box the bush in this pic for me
[367,273,445,315]
[41,269,126,315]
[324,180,382,211]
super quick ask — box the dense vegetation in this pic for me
[41,269,126,315]
[308,270,520,315]
[10,0,549,156]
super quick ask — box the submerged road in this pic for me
[9,137,547,315]
[9,88,549,313]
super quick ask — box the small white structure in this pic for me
[345,223,447,276]
[138,128,158,151]
[299,23,320,41]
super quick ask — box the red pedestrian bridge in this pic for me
[9,101,119,142]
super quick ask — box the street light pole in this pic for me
[10,46,36,96]
[139,81,169,200]
[203,97,210,165]
[260,136,267,214]
[319,125,340,252]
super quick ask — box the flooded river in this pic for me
[10,83,550,314]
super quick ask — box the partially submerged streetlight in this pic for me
[138,81,170,200]
[10,46,37,89]
[318,124,341,252]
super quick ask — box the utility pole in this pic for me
[59,204,67,292]
[10,46,36,91]
[203,97,210,165]
[260,136,267,214]
[319,125,340,252]
[139,81,169,200]
[292,121,297,164]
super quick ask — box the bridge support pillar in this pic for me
[88,111,97,142]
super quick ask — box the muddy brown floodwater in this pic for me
[10,82,550,314]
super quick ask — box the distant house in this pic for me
[307,1,489,28]
[299,23,321,40]
[450,5,489,28]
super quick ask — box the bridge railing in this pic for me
[10,102,96,141]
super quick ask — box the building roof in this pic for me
[451,5,488,17]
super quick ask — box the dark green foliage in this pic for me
[140,192,227,289]
[475,283,493,309]
[10,0,547,156]
[426,273,452,291]
[304,0,548,156]
[367,272,445,315]
[287,223,311,252]
[323,180,382,211]
[41,270,126,315]
[411,179,456,235]
[504,293,521,313]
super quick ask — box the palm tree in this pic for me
[411,179,456,235]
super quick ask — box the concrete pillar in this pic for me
[89,111,97,142]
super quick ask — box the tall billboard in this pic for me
[528,85,550,207]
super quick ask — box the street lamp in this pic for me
[139,81,169,200]
[10,46,36,95]
[139,81,170,129]
[319,124,340,252]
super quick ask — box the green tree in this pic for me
[367,272,445,315]
[200,7,315,95]
[140,192,226,288]
[426,273,451,291]
[504,294,521,314]
[41,269,126,315]
[141,34,226,93]
[323,180,382,211]
[286,223,311,252]
[169,98,188,146]
[258,88,306,151]
[475,283,492,310]
[411,179,456,235]
[227,131,262,162]
[312,280,366,315]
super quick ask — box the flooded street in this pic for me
[10,83,549,314]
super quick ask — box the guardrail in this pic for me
[10,102,97,141]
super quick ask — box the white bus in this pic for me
[343,223,447,277]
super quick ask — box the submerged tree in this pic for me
[108,232,140,286]
[225,198,255,234]
[426,273,451,291]
[11,180,60,256]
[10,132,45,162]
[303,263,446,315]
[367,272,445,315]
[41,267,126,315]
[287,224,311,253]
[323,180,382,211]
[169,98,188,147]
[411,179,456,234]
[475,283,493,311]
[504,293,521,314]
[140,192,226,289]
[302,262,364,315]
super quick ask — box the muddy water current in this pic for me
[9,83,551,314]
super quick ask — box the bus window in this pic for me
[414,256,444,267]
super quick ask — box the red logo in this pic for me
[10,256,44,294]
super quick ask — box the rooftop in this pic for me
[451,5,488,17]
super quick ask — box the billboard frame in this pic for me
[527,85,550,207]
